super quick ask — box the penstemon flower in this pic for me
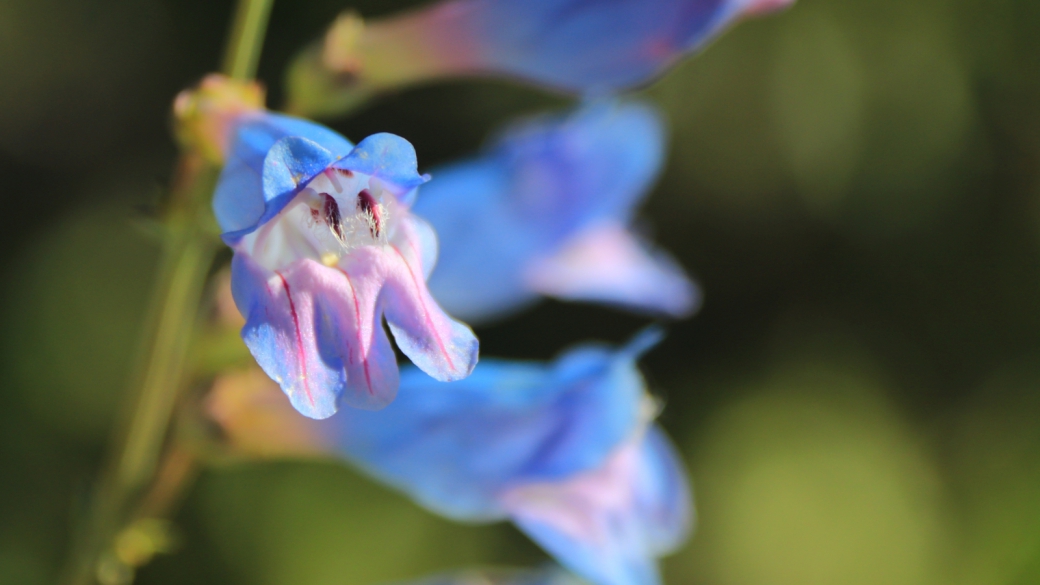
[207,330,692,585]
[214,111,479,419]
[289,0,795,116]
[416,100,698,323]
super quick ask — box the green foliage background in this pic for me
[1,0,1038,583]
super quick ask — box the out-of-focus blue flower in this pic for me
[311,0,794,103]
[214,112,479,419]
[325,330,694,585]
[205,330,693,584]
[395,567,582,585]
[414,100,699,323]
[501,427,691,585]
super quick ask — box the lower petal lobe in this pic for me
[379,217,479,382]
[232,255,402,418]
[503,427,693,585]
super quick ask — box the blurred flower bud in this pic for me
[173,74,265,164]
[205,367,332,458]
[286,0,796,118]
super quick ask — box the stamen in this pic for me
[323,168,343,193]
[356,189,382,238]
[321,193,346,244]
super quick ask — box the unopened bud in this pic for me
[173,74,265,164]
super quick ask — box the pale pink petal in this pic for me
[500,427,693,585]
[378,216,479,382]
[524,222,699,319]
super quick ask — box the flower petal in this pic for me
[417,160,538,322]
[378,216,479,382]
[231,254,400,418]
[334,132,431,195]
[231,255,343,419]
[743,0,795,14]
[409,212,440,280]
[401,567,583,585]
[636,428,695,556]
[319,260,402,411]
[525,222,699,318]
[492,100,665,233]
[454,0,750,92]
[417,100,672,323]
[214,112,354,239]
[502,427,694,585]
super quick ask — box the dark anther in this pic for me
[357,189,382,238]
[321,193,346,243]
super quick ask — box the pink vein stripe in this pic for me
[391,244,456,372]
[276,271,314,407]
[337,268,374,396]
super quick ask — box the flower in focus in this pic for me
[207,330,693,585]
[415,100,698,323]
[214,112,479,419]
[288,0,795,117]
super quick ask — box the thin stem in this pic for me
[222,0,276,80]
[118,218,214,498]
[137,443,200,521]
[62,165,219,585]
[62,0,275,582]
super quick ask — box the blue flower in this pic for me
[308,0,794,103]
[326,330,694,585]
[206,330,693,585]
[213,112,479,419]
[396,567,582,585]
[414,100,699,323]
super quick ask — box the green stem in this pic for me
[63,168,220,585]
[62,0,275,582]
[119,214,215,498]
[222,0,276,80]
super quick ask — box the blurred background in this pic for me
[2,0,1039,583]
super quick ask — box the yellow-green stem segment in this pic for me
[222,0,276,81]
[62,0,273,582]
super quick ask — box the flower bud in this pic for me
[173,74,265,164]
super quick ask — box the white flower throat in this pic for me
[242,168,397,272]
